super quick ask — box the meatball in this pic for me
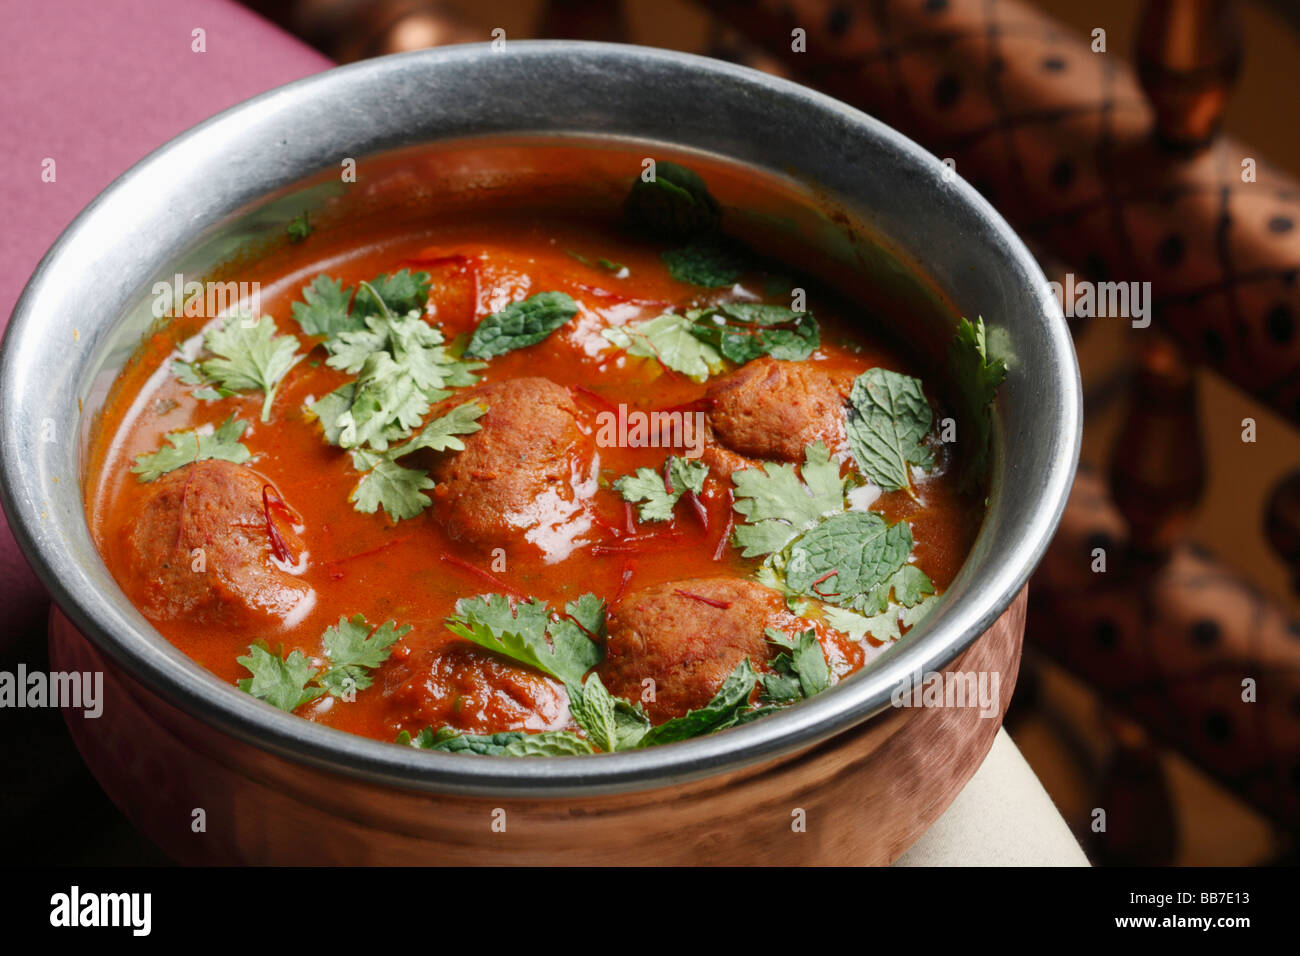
[123,460,310,625]
[706,357,850,462]
[600,577,792,723]
[387,644,569,735]
[430,377,593,552]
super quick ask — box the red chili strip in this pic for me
[810,569,841,597]
[439,553,527,599]
[261,485,294,564]
[674,589,732,610]
[652,397,714,415]
[588,531,683,556]
[326,534,413,569]
[589,512,624,538]
[684,489,708,531]
[624,500,637,536]
[574,385,618,413]
[611,559,638,607]
[595,346,628,370]
[712,490,735,561]
[405,253,473,269]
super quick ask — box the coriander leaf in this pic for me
[131,416,251,482]
[824,580,941,645]
[236,644,324,712]
[757,666,803,703]
[347,402,485,521]
[730,441,847,558]
[761,628,830,701]
[661,235,750,287]
[549,592,609,649]
[171,358,235,401]
[313,312,483,452]
[349,457,433,521]
[823,604,903,644]
[192,387,235,402]
[950,316,1007,489]
[688,302,819,363]
[623,161,720,239]
[785,510,913,604]
[856,564,935,615]
[612,455,709,522]
[568,673,651,752]
[353,269,431,318]
[464,291,579,358]
[602,312,724,383]
[291,275,359,337]
[308,383,356,446]
[901,594,941,628]
[446,593,604,686]
[200,313,303,422]
[845,368,933,494]
[387,399,486,457]
[638,659,758,747]
[287,211,312,243]
[316,614,411,696]
[171,359,206,386]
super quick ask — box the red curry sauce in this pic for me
[85,212,984,747]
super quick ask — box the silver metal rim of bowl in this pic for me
[0,41,1082,798]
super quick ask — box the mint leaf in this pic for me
[661,235,750,287]
[405,727,522,754]
[291,275,359,337]
[845,368,933,494]
[502,732,597,757]
[236,644,324,712]
[316,614,410,696]
[464,291,579,358]
[950,317,1007,488]
[402,727,595,756]
[785,510,913,605]
[567,673,651,752]
[200,313,303,422]
[131,416,251,482]
[623,161,720,239]
[730,441,847,558]
[445,593,604,686]
[688,302,819,363]
[613,455,709,522]
[602,312,724,383]
[637,659,758,746]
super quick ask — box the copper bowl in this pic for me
[1,43,1080,864]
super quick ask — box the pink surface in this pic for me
[0,0,331,637]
